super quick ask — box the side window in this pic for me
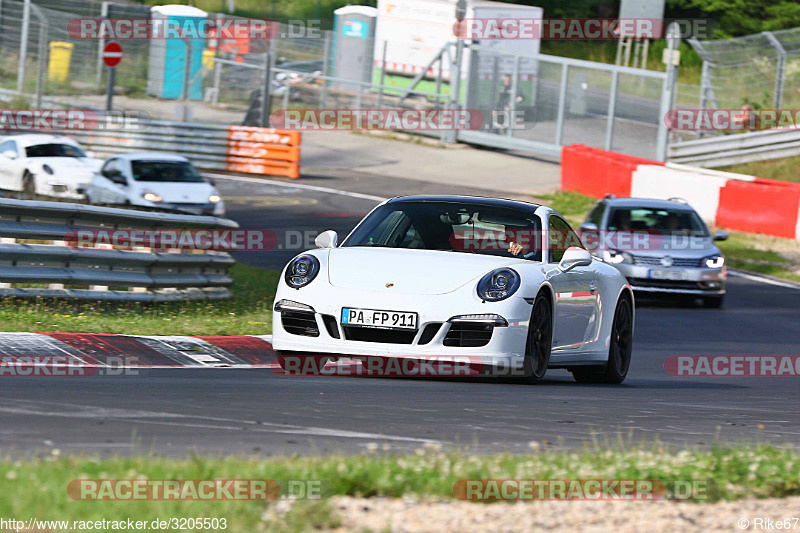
[549,216,584,263]
[101,159,119,179]
[586,202,606,226]
[0,140,18,157]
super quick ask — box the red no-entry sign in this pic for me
[102,41,123,68]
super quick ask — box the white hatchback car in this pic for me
[85,152,225,216]
[0,134,102,199]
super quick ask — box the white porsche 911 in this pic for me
[0,134,102,199]
[272,196,635,384]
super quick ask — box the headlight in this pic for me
[209,194,221,203]
[285,254,320,289]
[602,250,633,264]
[477,268,520,302]
[143,192,162,202]
[42,164,54,175]
[704,255,725,268]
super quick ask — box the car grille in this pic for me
[342,326,417,344]
[628,278,719,291]
[281,310,320,337]
[443,322,494,347]
[417,323,442,345]
[633,255,702,267]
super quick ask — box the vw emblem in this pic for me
[660,256,674,267]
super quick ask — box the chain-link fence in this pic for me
[689,28,800,112]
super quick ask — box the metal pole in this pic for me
[96,1,109,87]
[321,30,330,108]
[260,51,272,127]
[507,56,520,138]
[182,38,192,101]
[604,70,619,151]
[451,38,464,111]
[763,32,786,108]
[17,0,30,92]
[554,63,569,146]
[35,15,46,108]
[105,67,115,111]
[656,22,680,162]
[377,41,387,110]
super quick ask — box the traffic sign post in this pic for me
[103,41,123,112]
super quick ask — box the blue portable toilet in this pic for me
[147,4,207,100]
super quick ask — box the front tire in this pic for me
[572,294,633,384]
[520,293,552,384]
[21,171,35,199]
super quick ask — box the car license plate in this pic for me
[341,307,418,330]
[649,269,689,281]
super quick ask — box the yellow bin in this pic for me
[48,41,74,83]
[202,49,216,70]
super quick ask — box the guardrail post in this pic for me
[763,32,786,108]
[554,63,569,146]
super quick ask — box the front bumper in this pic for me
[271,286,534,369]
[613,263,726,295]
[158,201,225,216]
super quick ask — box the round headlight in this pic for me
[477,268,520,302]
[285,254,320,289]
[602,250,633,264]
[143,192,162,202]
[209,194,221,203]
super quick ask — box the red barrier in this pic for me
[717,180,800,239]
[560,145,663,199]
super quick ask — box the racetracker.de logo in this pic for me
[0,110,146,132]
[67,17,280,40]
[452,479,708,501]
[665,108,800,131]
[665,355,800,377]
[270,109,484,131]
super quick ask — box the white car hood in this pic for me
[136,182,215,203]
[32,157,98,179]
[327,248,525,295]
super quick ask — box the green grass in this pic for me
[0,264,279,336]
[538,191,800,282]
[718,156,800,184]
[1,444,799,530]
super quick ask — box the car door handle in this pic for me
[589,282,597,294]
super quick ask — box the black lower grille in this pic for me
[281,310,320,337]
[342,326,417,344]
[628,278,714,291]
[418,323,442,345]
[444,322,494,347]
[321,314,340,339]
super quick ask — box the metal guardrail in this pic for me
[668,128,800,167]
[46,119,301,179]
[0,197,238,301]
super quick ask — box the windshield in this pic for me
[131,161,204,183]
[342,201,543,261]
[607,207,709,237]
[25,143,86,158]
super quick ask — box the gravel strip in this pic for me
[324,495,800,532]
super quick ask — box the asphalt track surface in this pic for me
[0,172,798,456]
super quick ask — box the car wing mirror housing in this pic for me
[315,230,338,249]
[714,230,729,241]
[559,247,593,272]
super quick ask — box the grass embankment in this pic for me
[1,445,798,531]
[538,191,800,283]
[719,157,800,185]
[0,264,279,336]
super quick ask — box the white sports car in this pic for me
[272,196,635,384]
[0,134,102,199]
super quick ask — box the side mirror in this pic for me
[2,150,17,160]
[315,230,338,249]
[110,174,127,186]
[559,247,593,272]
[714,231,729,241]
[579,222,598,232]
[207,178,216,186]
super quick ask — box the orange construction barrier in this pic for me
[225,126,301,179]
